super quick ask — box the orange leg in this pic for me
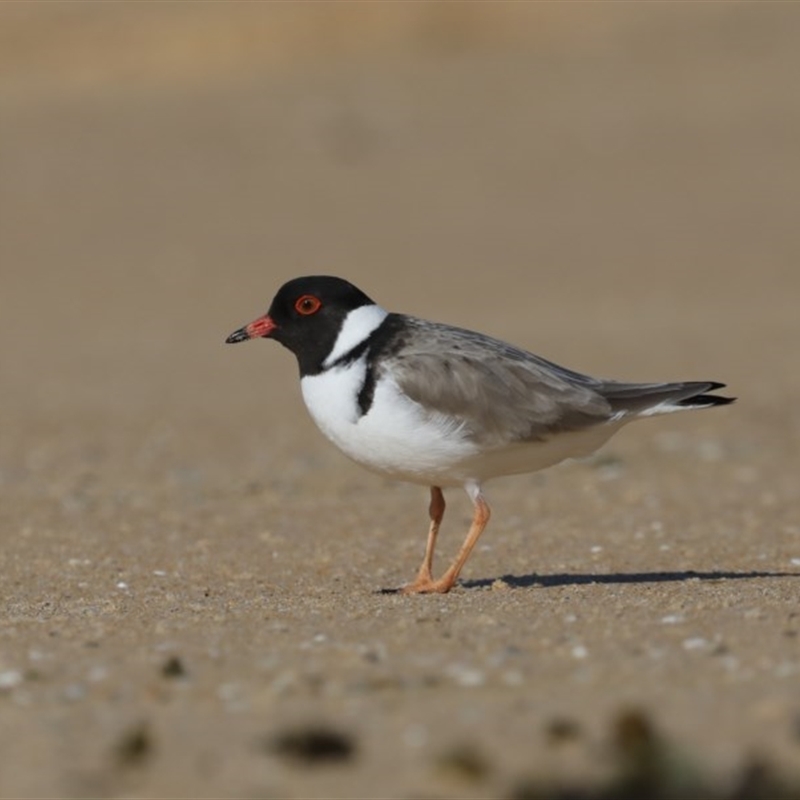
[401,487,445,591]
[402,487,491,595]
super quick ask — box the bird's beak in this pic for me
[225,314,277,344]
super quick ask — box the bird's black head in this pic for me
[225,275,377,375]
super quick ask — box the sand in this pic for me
[1,4,799,798]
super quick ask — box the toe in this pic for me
[400,578,455,595]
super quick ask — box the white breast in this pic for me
[301,363,480,485]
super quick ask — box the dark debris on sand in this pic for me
[509,709,800,800]
[268,725,356,765]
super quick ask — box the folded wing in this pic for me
[383,317,734,448]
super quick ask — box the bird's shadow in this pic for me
[461,569,798,590]
[377,569,798,595]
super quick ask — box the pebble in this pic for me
[683,637,709,651]
[446,663,485,687]
[0,670,22,691]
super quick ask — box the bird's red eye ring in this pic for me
[294,294,322,316]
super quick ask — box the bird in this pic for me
[226,276,735,594]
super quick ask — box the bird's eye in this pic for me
[294,294,322,316]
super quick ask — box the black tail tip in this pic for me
[699,393,737,407]
[680,382,736,408]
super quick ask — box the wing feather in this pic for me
[381,318,612,447]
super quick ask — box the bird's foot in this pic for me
[399,576,457,595]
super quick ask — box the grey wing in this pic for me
[384,319,613,447]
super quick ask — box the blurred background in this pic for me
[2,2,798,430]
[1,3,799,797]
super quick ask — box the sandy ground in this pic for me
[1,4,799,798]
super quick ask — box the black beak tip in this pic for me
[225,327,250,344]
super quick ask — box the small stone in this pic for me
[114,722,153,767]
[435,743,491,782]
[269,726,355,764]
[161,656,187,679]
[682,637,708,651]
[0,670,22,691]
[545,718,582,744]
[446,664,485,687]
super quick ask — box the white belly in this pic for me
[301,364,479,484]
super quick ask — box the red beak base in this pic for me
[225,314,276,343]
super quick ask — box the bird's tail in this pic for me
[598,381,736,418]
